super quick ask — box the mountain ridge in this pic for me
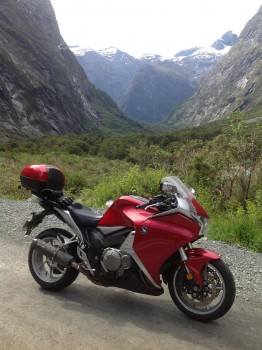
[166,7,262,127]
[72,31,238,124]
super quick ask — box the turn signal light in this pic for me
[186,273,194,280]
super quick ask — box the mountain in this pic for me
[121,33,238,123]
[72,32,238,124]
[120,61,195,123]
[211,31,239,50]
[72,47,141,106]
[166,8,262,128]
[171,31,238,83]
[0,0,144,140]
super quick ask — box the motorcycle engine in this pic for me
[101,248,132,277]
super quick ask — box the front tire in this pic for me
[168,259,235,321]
[28,228,79,291]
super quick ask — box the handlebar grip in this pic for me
[136,202,149,209]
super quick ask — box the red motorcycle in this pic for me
[20,164,235,321]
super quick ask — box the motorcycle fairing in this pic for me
[98,196,158,227]
[133,214,200,286]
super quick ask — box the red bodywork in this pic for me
[99,196,219,287]
[21,164,50,182]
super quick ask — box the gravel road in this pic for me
[0,197,262,350]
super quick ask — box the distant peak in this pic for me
[98,47,118,55]
[211,31,238,50]
[69,45,94,56]
[141,53,163,61]
[174,47,201,57]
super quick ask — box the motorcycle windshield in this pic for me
[161,176,195,199]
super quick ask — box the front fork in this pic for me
[178,246,221,285]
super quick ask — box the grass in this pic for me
[0,151,133,200]
[208,193,262,253]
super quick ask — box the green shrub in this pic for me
[80,165,166,207]
[209,193,262,253]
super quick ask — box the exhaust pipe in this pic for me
[32,239,103,284]
[31,239,75,267]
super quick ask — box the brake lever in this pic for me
[145,203,160,210]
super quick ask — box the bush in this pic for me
[80,165,166,207]
[209,192,262,253]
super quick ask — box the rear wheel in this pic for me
[28,228,79,291]
[168,259,235,321]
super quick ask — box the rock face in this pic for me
[120,61,195,123]
[0,0,143,139]
[73,32,238,124]
[73,47,141,107]
[166,7,262,128]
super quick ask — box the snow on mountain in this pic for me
[70,46,120,59]
[70,45,135,64]
[170,31,237,66]
[97,47,119,60]
[69,45,94,56]
[141,53,163,62]
[172,44,232,64]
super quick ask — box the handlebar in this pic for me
[135,195,163,209]
[136,194,178,211]
[136,201,151,209]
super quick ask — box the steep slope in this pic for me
[72,47,141,106]
[166,7,262,127]
[0,0,144,139]
[121,61,195,123]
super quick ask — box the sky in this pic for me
[50,0,261,58]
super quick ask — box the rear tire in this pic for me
[28,228,79,291]
[168,259,235,321]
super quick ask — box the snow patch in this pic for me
[170,45,231,63]
[69,46,94,56]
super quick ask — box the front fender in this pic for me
[185,248,221,285]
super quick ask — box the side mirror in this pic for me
[160,181,177,195]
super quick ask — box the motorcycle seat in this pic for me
[67,202,103,227]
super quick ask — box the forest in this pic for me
[0,110,261,252]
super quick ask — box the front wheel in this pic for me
[168,259,235,321]
[28,228,79,291]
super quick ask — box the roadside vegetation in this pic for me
[0,110,261,252]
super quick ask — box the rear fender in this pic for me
[23,209,54,235]
[185,248,220,285]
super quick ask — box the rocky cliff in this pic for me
[166,7,262,127]
[0,0,144,139]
